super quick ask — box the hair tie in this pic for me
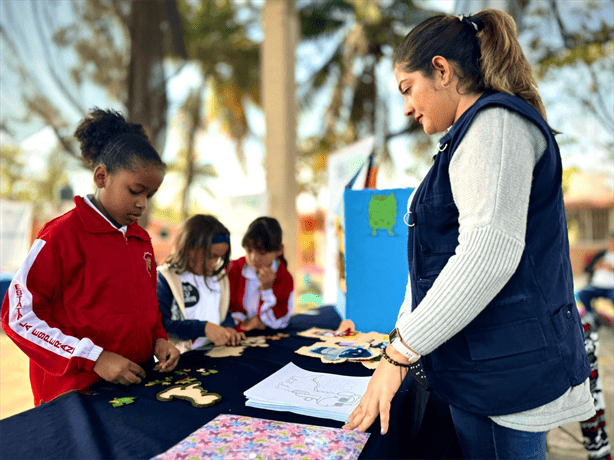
[457,14,483,32]
[212,233,230,244]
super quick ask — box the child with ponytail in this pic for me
[157,214,245,353]
[345,10,594,460]
[1,108,180,405]
[228,217,294,331]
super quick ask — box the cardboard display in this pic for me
[343,187,414,333]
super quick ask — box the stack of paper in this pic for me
[244,362,371,422]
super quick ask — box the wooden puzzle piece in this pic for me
[242,336,268,347]
[297,327,361,342]
[205,336,269,358]
[151,376,173,386]
[264,333,290,341]
[297,328,388,347]
[176,376,198,386]
[206,346,246,358]
[109,397,137,407]
[144,376,173,387]
[296,343,376,362]
[156,383,222,408]
[360,355,381,370]
[295,341,382,368]
[197,368,219,376]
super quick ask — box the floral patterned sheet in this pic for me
[150,413,370,460]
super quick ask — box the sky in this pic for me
[1,0,612,213]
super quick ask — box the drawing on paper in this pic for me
[276,375,362,408]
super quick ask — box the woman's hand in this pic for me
[257,266,276,291]
[153,338,180,372]
[93,351,146,385]
[343,347,408,434]
[240,316,266,331]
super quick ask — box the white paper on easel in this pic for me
[244,362,371,422]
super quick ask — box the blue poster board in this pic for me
[343,188,414,333]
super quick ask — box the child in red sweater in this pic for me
[1,108,180,405]
[228,217,294,331]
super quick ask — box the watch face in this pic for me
[389,328,398,342]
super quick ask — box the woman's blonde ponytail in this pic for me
[475,9,548,120]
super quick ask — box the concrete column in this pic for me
[262,0,298,279]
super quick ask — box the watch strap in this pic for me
[389,328,420,363]
[391,339,420,363]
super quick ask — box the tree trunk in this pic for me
[262,0,298,281]
[127,0,169,228]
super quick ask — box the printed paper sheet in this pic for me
[150,414,370,460]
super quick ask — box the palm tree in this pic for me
[178,0,261,173]
[3,0,257,220]
[296,0,440,191]
[168,83,218,222]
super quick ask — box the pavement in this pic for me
[546,322,613,460]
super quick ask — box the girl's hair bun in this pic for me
[74,107,162,172]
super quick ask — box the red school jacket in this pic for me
[227,257,294,329]
[0,196,167,405]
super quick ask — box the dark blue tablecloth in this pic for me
[0,306,461,459]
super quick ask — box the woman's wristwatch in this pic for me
[388,328,421,363]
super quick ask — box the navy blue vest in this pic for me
[407,92,590,415]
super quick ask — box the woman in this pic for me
[344,10,594,460]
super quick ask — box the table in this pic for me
[0,307,461,459]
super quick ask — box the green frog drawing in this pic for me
[368,193,397,236]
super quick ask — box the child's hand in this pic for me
[93,351,146,385]
[225,326,245,346]
[240,316,266,332]
[205,323,244,346]
[205,322,234,346]
[257,266,276,291]
[153,338,180,372]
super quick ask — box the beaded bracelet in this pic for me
[382,347,411,368]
